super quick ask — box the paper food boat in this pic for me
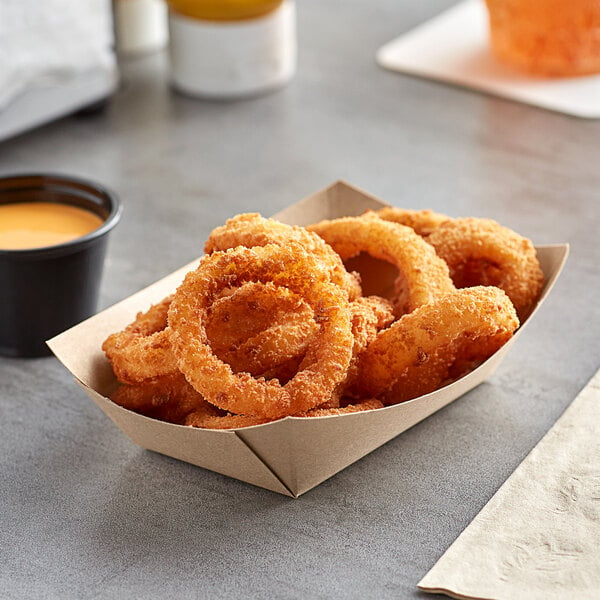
[48,181,569,498]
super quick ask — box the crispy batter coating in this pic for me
[374,207,450,236]
[168,243,354,419]
[294,398,384,417]
[348,295,396,354]
[206,281,318,381]
[355,286,519,404]
[426,217,544,318]
[205,213,362,300]
[103,283,319,386]
[185,410,275,429]
[334,295,395,399]
[111,372,220,424]
[102,295,178,384]
[307,214,455,316]
[103,211,537,429]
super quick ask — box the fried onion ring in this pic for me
[294,398,384,417]
[335,295,395,399]
[374,207,450,236]
[102,295,178,384]
[168,243,354,418]
[307,214,455,316]
[348,295,395,356]
[111,372,220,424]
[185,410,274,430]
[103,281,319,386]
[104,210,531,430]
[426,217,544,317]
[206,281,318,380]
[204,213,362,300]
[354,286,519,404]
[207,282,301,352]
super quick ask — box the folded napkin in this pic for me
[419,367,600,600]
[0,0,115,110]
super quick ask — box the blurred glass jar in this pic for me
[113,0,169,56]
[484,0,600,77]
[167,0,296,98]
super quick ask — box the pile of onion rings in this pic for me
[103,208,542,429]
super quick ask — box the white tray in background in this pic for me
[377,0,600,119]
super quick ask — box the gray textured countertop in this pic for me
[1,1,599,598]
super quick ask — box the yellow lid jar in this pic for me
[167,0,296,98]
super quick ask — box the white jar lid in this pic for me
[168,0,296,98]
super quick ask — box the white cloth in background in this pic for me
[0,0,115,110]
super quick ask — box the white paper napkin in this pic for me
[0,0,115,110]
[418,367,600,599]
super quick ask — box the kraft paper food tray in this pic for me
[48,181,569,498]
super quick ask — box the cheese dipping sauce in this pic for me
[0,202,104,250]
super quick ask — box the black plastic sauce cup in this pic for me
[0,174,122,357]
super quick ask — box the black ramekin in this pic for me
[0,173,122,357]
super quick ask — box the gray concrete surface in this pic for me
[1,1,599,598]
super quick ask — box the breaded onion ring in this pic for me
[374,207,450,236]
[307,215,455,316]
[168,243,354,419]
[103,281,319,385]
[102,295,178,384]
[184,398,385,429]
[426,217,544,317]
[354,286,519,404]
[295,398,384,417]
[185,410,275,430]
[207,282,302,351]
[204,213,362,300]
[348,295,395,355]
[336,295,395,398]
[206,281,318,380]
[111,372,220,424]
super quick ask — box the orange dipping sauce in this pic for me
[0,202,104,250]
